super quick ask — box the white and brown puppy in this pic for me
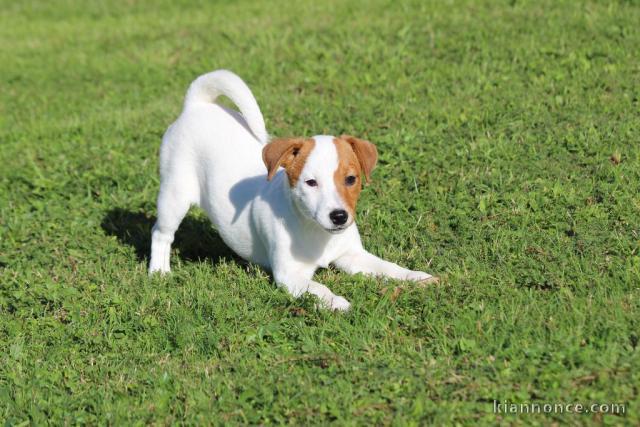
[149,70,437,310]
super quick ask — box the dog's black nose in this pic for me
[329,209,348,226]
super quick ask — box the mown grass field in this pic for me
[1,0,639,424]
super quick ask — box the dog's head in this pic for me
[262,134,377,233]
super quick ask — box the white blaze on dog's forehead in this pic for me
[304,135,338,177]
[299,135,346,214]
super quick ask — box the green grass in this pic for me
[1,0,639,424]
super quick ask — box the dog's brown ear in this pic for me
[340,135,378,182]
[262,138,307,181]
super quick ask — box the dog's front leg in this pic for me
[334,249,438,284]
[272,267,351,311]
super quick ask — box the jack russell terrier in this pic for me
[149,70,437,310]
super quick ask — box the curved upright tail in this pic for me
[184,70,269,144]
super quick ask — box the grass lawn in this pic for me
[1,0,639,424]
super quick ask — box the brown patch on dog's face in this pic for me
[262,138,315,185]
[333,136,377,217]
[339,135,378,182]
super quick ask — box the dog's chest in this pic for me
[302,229,351,269]
[314,247,337,269]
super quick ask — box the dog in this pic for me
[149,70,437,310]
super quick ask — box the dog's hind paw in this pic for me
[148,265,170,276]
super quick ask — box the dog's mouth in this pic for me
[326,228,345,234]
[308,210,353,234]
[324,224,350,234]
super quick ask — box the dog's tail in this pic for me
[184,69,269,144]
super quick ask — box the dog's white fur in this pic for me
[149,70,435,310]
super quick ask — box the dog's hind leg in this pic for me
[149,183,194,274]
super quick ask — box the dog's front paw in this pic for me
[406,271,439,284]
[329,295,351,311]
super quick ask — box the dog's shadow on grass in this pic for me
[101,208,237,267]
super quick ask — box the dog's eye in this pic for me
[345,175,357,186]
[305,179,318,187]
